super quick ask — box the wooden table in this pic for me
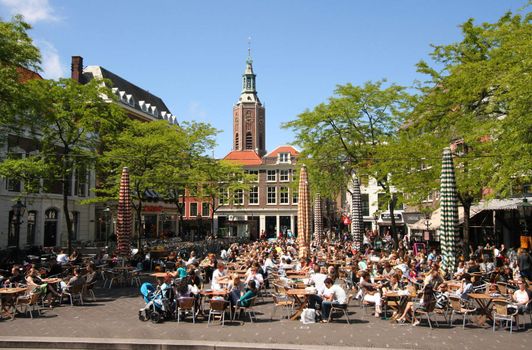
[150,272,177,279]
[42,277,63,284]
[468,293,506,323]
[286,289,315,320]
[383,291,415,319]
[0,287,27,320]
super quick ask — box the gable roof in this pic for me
[82,66,175,123]
[265,145,300,158]
[223,150,263,166]
[16,67,43,82]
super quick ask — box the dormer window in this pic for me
[278,152,290,163]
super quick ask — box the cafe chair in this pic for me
[449,295,476,329]
[413,299,439,329]
[15,291,42,319]
[207,299,229,326]
[177,297,196,324]
[102,270,120,289]
[328,295,353,324]
[60,284,84,306]
[492,300,519,334]
[271,293,294,320]
[233,297,257,323]
[83,281,97,302]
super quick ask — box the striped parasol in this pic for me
[116,167,132,257]
[350,176,364,251]
[440,148,459,271]
[314,193,323,246]
[297,165,311,252]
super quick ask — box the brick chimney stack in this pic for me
[71,56,84,82]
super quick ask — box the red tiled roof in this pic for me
[16,67,43,83]
[223,150,263,165]
[265,146,300,158]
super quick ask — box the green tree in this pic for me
[284,81,413,244]
[16,78,125,253]
[385,10,532,256]
[0,15,41,131]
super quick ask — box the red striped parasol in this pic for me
[297,165,311,253]
[116,167,132,257]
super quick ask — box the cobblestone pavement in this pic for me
[1,284,530,349]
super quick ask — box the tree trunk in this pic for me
[62,154,73,254]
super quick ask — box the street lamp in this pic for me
[103,206,111,247]
[424,212,431,246]
[11,200,26,249]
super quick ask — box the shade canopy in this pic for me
[116,167,132,257]
[297,165,311,253]
[350,176,364,251]
[314,193,323,245]
[439,148,459,271]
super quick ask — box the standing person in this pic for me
[517,248,531,280]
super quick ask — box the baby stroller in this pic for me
[138,282,175,323]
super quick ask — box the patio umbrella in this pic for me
[314,193,323,246]
[297,165,311,254]
[116,166,132,257]
[350,176,364,251]
[440,147,459,271]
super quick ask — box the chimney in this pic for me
[71,56,84,82]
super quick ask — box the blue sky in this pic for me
[0,0,526,157]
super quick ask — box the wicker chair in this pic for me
[15,292,42,319]
[176,297,196,324]
[328,294,353,324]
[492,300,518,334]
[449,295,477,329]
[207,299,229,326]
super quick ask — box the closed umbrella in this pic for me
[350,176,364,251]
[440,148,459,271]
[314,193,323,246]
[297,165,311,254]
[116,166,132,257]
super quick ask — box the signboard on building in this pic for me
[381,213,402,221]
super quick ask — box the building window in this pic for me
[235,133,239,149]
[218,188,228,205]
[247,170,259,182]
[267,170,276,182]
[280,186,289,204]
[245,132,253,150]
[6,178,21,192]
[249,186,259,205]
[292,191,299,204]
[74,166,88,197]
[267,186,277,204]
[279,152,290,163]
[202,202,210,217]
[27,211,36,246]
[361,194,370,216]
[234,189,243,205]
[279,169,289,182]
[190,203,198,217]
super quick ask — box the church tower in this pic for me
[232,50,266,156]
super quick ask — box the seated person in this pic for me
[56,250,69,265]
[5,265,25,287]
[211,262,226,291]
[84,263,98,284]
[308,266,328,295]
[228,276,246,307]
[456,273,473,300]
[66,268,85,288]
[510,278,530,319]
[396,283,435,325]
[236,280,258,308]
[25,267,61,306]
[359,271,382,318]
[244,266,264,288]
[320,277,348,322]
[69,250,82,265]
[176,260,188,279]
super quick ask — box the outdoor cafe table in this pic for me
[0,287,27,320]
[468,293,507,323]
[383,290,416,319]
[42,277,63,284]
[286,288,315,321]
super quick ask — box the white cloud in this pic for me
[0,0,59,23]
[37,40,65,79]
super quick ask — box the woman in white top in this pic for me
[512,279,530,314]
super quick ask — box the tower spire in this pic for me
[247,36,253,64]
